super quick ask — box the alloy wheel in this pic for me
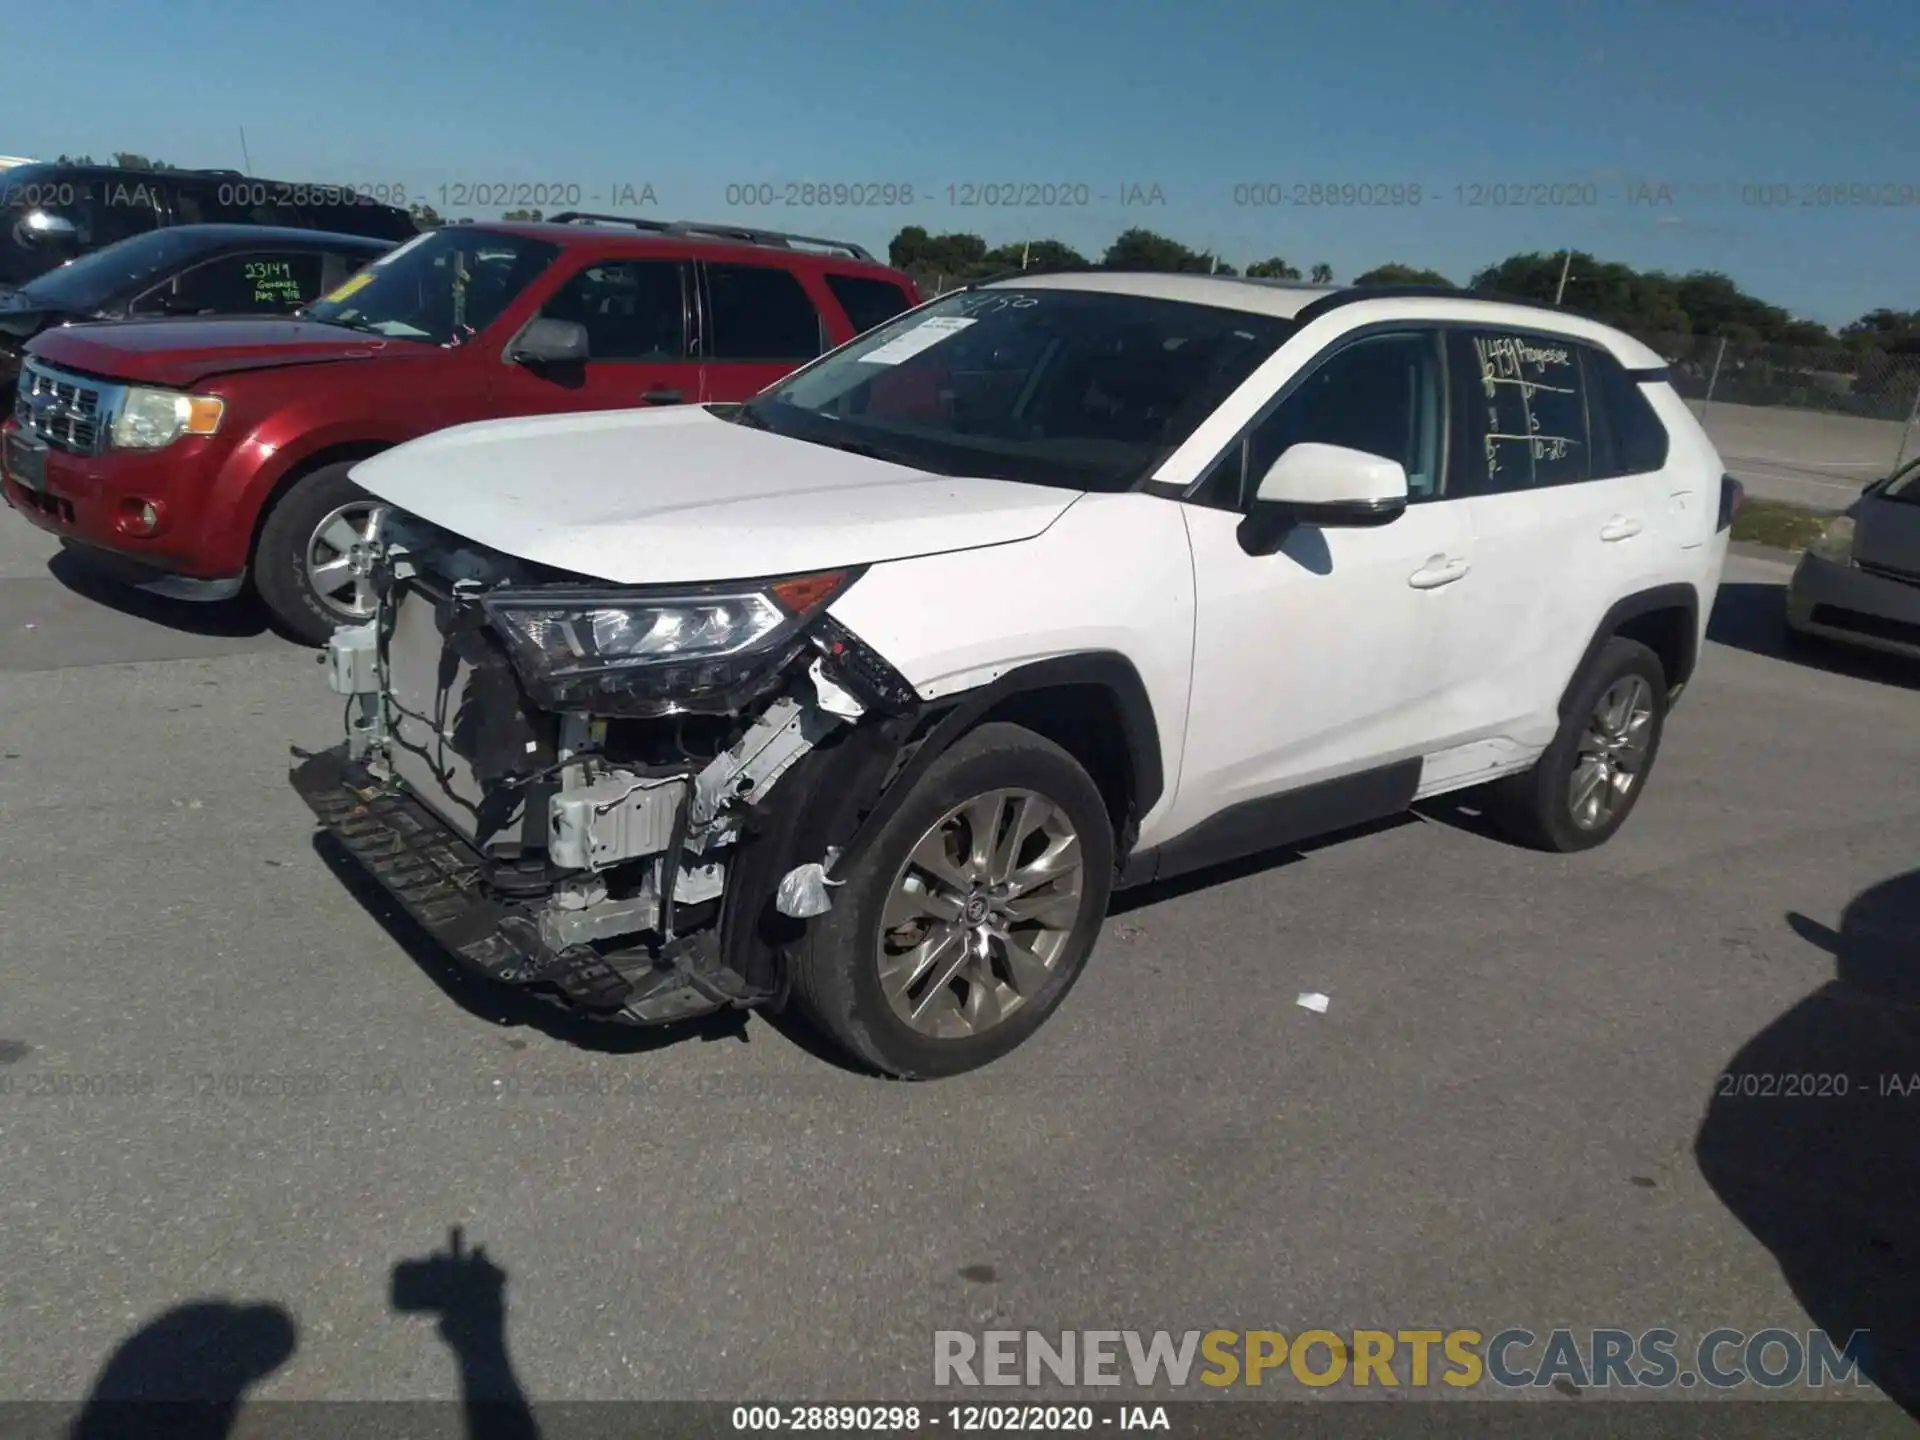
[1568,674,1655,830]
[876,788,1086,1040]
[304,502,382,622]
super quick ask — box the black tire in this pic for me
[252,461,379,646]
[789,721,1115,1079]
[1480,636,1669,853]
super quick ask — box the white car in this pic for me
[293,271,1736,1078]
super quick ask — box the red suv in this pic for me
[1,214,920,642]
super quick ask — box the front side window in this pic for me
[131,251,324,317]
[743,287,1294,492]
[537,260,687,360]
[299,228,559,345]
[1245,330,1447,505]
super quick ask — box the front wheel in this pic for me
[252,461,383,645]
[788,722,1115,1079]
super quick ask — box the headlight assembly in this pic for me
[111,386,224,450]
[481,569,858,715]
[1805,514,1855,566]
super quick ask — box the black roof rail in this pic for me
[542,212,876,262]
[1291,283,1563,326]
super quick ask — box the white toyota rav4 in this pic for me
[294,272,1738,1077]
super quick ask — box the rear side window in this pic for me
[704,262,823,361]
[1448,329,1595,493]
[823,273,914,335]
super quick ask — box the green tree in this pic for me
[1310,263,1334,284]
[109,152,180,171]
[1245,257,1302,280]
[888,226,989,274]
[1102,227,1233,275]
[55,153,100,165]
[409,201,446,230]
[1353,263,1453,287]
[981,238,1088,270]
[502,208,543,221]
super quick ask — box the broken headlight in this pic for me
[481,570,857,716]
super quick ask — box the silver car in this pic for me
[1787,457,1920,660]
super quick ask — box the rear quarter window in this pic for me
[823,273,916,335]
[1581,347,1671,476]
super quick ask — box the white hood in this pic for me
[349,406,1081,584]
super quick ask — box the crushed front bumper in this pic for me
[290,744,729,1025]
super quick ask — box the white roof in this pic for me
[982,270,1667,370]
[988,270,1339,318]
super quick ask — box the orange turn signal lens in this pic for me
[183,396,225,436]
[768,570,848,615]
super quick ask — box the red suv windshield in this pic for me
[299,227,560,345]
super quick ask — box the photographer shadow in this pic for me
[68,1300,297,1440]
[391,1226,539,1440]
[1694,868,1920,1415]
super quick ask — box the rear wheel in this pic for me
[1480,636,1668,853]
[788,722,1115,1079]
[252,462,382,645]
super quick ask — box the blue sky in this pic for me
[7,0,1917,326]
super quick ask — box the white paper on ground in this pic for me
[1296,992,1330,1013]
[856,316,977,366]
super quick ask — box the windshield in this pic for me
[298,227,559,345]
[740,287,1295,491]
[16,227,219,312]
[1881,457,1920,503]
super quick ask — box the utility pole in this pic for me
[1021,238,1030,271]
[238,127,253,172]
[1897,374,1920,472]
[1553,250,1573,306]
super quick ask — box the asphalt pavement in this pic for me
[1,509,1917,1422]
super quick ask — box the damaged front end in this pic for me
[291,508,921,1026]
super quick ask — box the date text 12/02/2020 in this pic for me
[719,183,1168,209]
[1717,1071,1920,1098]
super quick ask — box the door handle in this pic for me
[1407,555,1470,589]
[640,388,684,405]
[1600,515,1643,542]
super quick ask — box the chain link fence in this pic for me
[1626,331,1920,475]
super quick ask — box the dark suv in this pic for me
[1,162,415,287]
[0,225,394,405]
[3,214,921,642]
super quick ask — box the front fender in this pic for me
[202,414,420,572]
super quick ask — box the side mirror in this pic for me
[16,211,79,246]
[1251,442,1409,528]
[508,317,588,365]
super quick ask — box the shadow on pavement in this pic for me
[391,1227,539,1440]
[1707,579,1919,691]
[68,1300,297,1439]
[47,547,274,641]
[65,1230,543,1439]
[1695,867,1920,1416]
[311,833,754,1057]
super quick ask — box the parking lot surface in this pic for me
[1,509,1916,1418]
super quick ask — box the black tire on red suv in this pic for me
[252,462,383,645]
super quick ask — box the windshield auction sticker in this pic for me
[857,316,977,366]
